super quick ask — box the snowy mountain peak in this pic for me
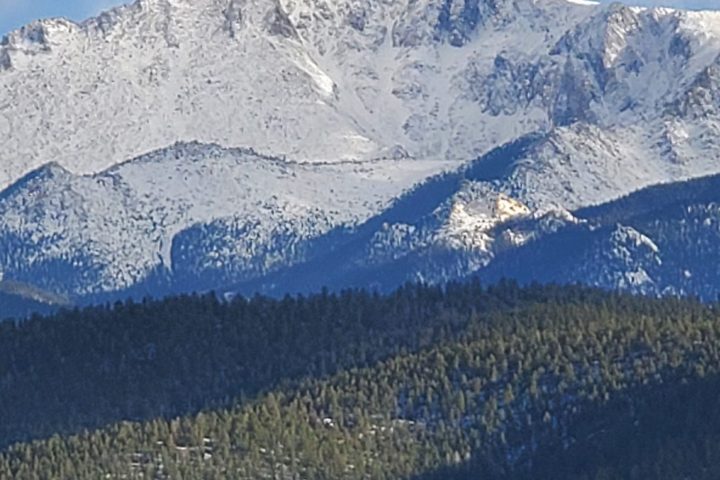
[553,3,642,69]
[0,18,83,60]
[7,0,720,301]
[0,162,72,199]
[0,0,597,191]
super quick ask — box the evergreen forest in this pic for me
[1,281,720,479]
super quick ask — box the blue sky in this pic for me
[0,0,718,37]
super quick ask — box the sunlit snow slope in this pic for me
[0,142,451,296]
[4,0,720,302]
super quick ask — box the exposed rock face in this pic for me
[5,0,720,302]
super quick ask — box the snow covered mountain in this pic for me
[0,142,449,297]
[224,162,720,302]
[479,172,720,300]
[220,136,584,295]
[5,0,719,190]
[0,0,591,188]
[5,0,720,304]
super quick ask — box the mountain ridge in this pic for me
[0,141,452,299]
[5,0,720,306]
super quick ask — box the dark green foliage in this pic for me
[1,282,720,479]
[526,374,720,480]
[0,280,565,449]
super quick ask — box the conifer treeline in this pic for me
[1,282,719,478]
[0,280,567,448]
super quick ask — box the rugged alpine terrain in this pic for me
[0,142,450,297]
[4,0,720,308]
[0,0,590,187]
[221,143,720,301]
[481,172,720,300]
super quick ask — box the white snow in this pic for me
[4,0,720,297]
[0,143,452,295]
[0,0,596,188]
[565,0,599,6]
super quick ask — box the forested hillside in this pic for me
[1,283,720,478]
